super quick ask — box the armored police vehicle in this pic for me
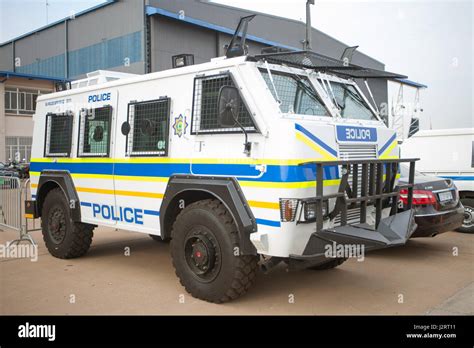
[26,17,417,303]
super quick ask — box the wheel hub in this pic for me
[184,229,220,281]
[48,208,66,244]
[463,205,473,228]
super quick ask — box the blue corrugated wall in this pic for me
[16,31,142,79]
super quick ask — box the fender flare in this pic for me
[36,170,81,221]
[160,175,258,255]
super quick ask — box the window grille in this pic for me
[44,112,73,157]
[260,70,329,116]
[191,73,256,134]
[78,106,113,157]
[126,98,170,156]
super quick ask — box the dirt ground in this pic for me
[1,225,473,315]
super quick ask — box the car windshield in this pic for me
[260,70,330,116]
[327,81,377,121]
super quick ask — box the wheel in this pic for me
[41,188,94,258]
[457,198,474,233]
[149,234,170,243]
[170,199,258,303]
[307,258,347,270]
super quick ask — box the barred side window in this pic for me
[78,106,112,157]
[44,112,74,157]
[191,73,256,134]
[126,98,170,157]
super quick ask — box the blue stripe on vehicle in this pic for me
[256,218,281,227]
[80,202,92,207]
[378,133,397,155]
[29,162,340,183]
[31,194,36,199]
[143,209,160,216]
[295,123,338,157]
[440,176,474,181]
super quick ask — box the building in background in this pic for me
[0,72,70,162]
[0,0,389,162]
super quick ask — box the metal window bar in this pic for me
[191,73,256,134]
[78,106,112,157]
[301,158,418,233]
[251,50,407,79]
[260,69,329,116]
[44,112,74,157]
[126,98,170,157]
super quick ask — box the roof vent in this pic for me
[70,70,137,89]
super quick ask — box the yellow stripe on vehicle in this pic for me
[379,140,398,159]
[74,187,164,199]
[29,157,316,166]
[247,200,280,210]
[295,132,337,161]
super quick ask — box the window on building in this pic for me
[191,73,256,134]
[126,98,170,156]
[5,137,33,162]
[78,106,113,157]
[4,87,51,115]
[44,112,74,157]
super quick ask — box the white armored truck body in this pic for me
[26,18,417,302]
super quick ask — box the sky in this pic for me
[0,0,472,130]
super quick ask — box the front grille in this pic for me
[339,144,378,198]
[339,144,377,160]
[334,207,361,226]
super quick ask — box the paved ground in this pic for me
[1,225,473,315]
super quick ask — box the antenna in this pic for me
[225,15,256,58]
[46,0,49,24]
[303,0,315,50]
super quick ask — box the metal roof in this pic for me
[0,0,116,46]
[394,78,428,89]
[0,71,70,82]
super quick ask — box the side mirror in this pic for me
[218,86,241,127]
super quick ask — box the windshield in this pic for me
[260,70,330,116]
[327,81,377,121]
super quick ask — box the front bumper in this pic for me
[411,205,464,238]
[289,158,419,270]
[288,209,417,270]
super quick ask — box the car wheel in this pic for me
[170,199,258,303]
[41,188,94,258]
[457,198,474,233]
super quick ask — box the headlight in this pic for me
[279,198,299,222]
[303,200,328,222]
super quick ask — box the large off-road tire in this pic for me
[307,257,347,270]
[170,199,258,303]
[457,198,474,233]
[41,188,94,259]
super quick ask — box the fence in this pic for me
[0,176,38,245]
